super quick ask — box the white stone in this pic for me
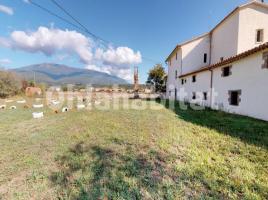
[95,101,101,105]
[17,100,26,104]
[33,104,44,108]
[32,112,44,119]
[77,104,85,110]
[51,100,60,105]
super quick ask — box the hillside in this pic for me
[13,63,128,85]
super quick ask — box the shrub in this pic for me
[37,83,47,94]
[21,79,29,91]
[0,71,21,98]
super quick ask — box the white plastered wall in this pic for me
[166,49,182,99]
[181,35,210,74]
[211,12,239,64]
[179,71,211,107]
[238,4,268,53]
[212,50,268,121]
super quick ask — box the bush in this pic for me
[0,71,21,98]
[37,83,47,94]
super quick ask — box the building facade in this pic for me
[166,0,268,121]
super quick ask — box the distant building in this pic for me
[166,0,268,121]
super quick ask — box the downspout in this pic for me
[209,32,213,108]
[180,56,183,75]
[209,69,213,108]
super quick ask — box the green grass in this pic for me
[0,98,267,199]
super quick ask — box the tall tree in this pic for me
[0,71,21,98]
[147,64,167,92]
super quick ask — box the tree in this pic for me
[146,64,167,92]
[0,71,21,98]
[29,80,35,87]
[21,79,29,91]
[37,83,47,94]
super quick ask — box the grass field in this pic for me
[0,97,267,199]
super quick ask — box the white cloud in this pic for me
[10,26,93,64]
[0,37,11,48]
[92,47,141,81]
[0,26,142,81]
[85,64,103,72]
[0,58,11,65]
[86,64,132,81]
[56,54,69,61]
[0,5,14,15]
[111,67,132,81]
[23,0,30,3]
[95,47,142,66]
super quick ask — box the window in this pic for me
[203,92,207,100]
[229,90,241,106]
[176,53,178,60]
[181,79,184,85]
[256,29,264,43]
[204,53,207,63]
[175,70,177,79]
[192,92,196,100]
[222,66,232,77]
[192,75,196,82]
[262,52,268,69]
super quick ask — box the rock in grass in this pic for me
[33,104,44,108]
[32,112,44,119]
[95,101,101,105]
[51,100,60,105]
[77,104,85,110]
[17,100,26,104]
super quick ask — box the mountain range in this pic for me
[13,63,128,85]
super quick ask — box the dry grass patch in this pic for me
[0,99,267,199]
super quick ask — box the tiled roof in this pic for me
[179,42,268,78]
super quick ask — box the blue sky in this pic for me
[0,0,252,83]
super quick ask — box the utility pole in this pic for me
[34,72,36,86]
[133,66,139,99]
